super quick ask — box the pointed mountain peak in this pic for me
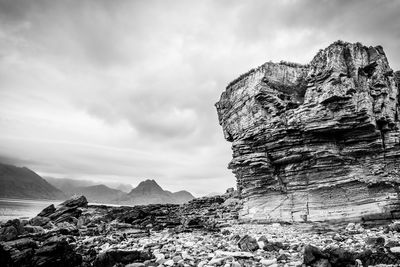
[137,179,160,187]
[128,179,164,195]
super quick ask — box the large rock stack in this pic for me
[216,41,400,222]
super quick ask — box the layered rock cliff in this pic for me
[216,41,400,222]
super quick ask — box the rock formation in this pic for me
[216,41,400,222]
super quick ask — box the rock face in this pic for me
[216,41,400,222]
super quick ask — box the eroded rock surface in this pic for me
[216,41,400,222]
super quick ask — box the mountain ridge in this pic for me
[0,161,195,205]
[0,162,65,200]
[120,179,195,205]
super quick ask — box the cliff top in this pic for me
[224,40,392,93]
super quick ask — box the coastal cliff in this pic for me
[216,41,400,222]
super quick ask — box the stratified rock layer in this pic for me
[216,41,400,222]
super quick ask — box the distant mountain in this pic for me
[44,177,133,195]
[63,184,125,204]
[0,162,65,200]
[44,177,95,193]
[172,190,196,203]
[119,179,195,205]
[114,183,133,193]
[44,177,125,204]
[44,177,193,205]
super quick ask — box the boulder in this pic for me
[0,225,18,241]
[238,235,259,252]
[31,236,82,267]
[0,243,12,267]
[3,237,37,250]
[37,204,56,217]
[0,219,24,241]
[59,195,88,208]
[303,245,329,265]
[30,216,50,226]
[3,238,37,266]
[93,249,153,267]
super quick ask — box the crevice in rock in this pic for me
[376,120,387,151]
[359,62,378,78]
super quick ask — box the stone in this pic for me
[29,216,50,226]
[388,221,400,232]
[303,245,328,265]
[37,204,56,217]
[0,243,12,267]
[0,225,18,241]
[3,237,37,250]
[221,229,231,235]
[125,263,145,267]
[32,236,82,267]
[260,258,277,266]
[312,258,331,267]
[238,235,259,252]
[215,40,400,222]
[0,219,24,241]
[164,259,175,266]
[173,255,182,262]
[93,249,153,267]
[390,247,400,253]
[59,195,88,208]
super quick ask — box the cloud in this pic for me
[0,0,399,196]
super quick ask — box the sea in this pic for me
[0,198,62,222]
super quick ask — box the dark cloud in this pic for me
[0,0,399,195]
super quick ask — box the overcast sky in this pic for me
[0,0,399,196]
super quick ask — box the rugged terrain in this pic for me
[2,194,400,267]
[216,41,400,222]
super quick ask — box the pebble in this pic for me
[390,246,400,253]
[260,258,277,266]
[164,259,174,266]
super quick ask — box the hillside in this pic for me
[63,184,125,204]
[0,162,65,200]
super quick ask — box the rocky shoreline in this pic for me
[1,194,400,267]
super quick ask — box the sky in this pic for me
[0,0,399,196]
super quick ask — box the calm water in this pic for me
[0,198,62,222]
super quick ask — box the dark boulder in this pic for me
[1,238,37,267]
[183,217,204,229]
[60,195,88,208]
[4,237,37,250]
[0,243,12,267]
[37,204,56,217]
[263,241,287,252]
[93,249,153,267]
[30,216,50,226]
[238,235,259,252]
[0,225,18,241]
[50,207,82,224]
[303,244,400,267]
[324,247,357,267]
[0,219,24,241]
[303,245,329,265]
[32,236,82,267]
